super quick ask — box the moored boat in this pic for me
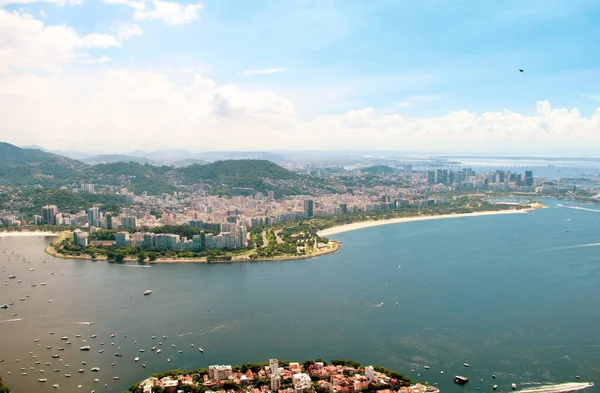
[454,376,469,385]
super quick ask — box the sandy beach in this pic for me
[318,208,533,237]
[0,231,58,237]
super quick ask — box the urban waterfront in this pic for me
[0,200,599,393]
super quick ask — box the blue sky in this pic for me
[1,0,600,153]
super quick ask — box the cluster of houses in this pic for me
[136,360,440,393]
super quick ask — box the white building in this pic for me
[208,365,232,380]
[269,359,279,375]
[365,366,375,382]
[292,373,311,393]
[271,374,281,392]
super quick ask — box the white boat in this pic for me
[493,385,498,390]
[65,374,71,377]
[113,376,119,380]
[8,275,16,279]
[80,346,91,351]
[110,333,116,338]
[178,350,183,354]
[91,334,97,338]
[156,349,162,354]
[53,384,59,389]
[40,282,47,286]
[134,357,140,362]
[464,363,470,367]
[512,383,517,390]
[144,290,153,295]
[78,369,84,373]
[38,378,47,382]
[61,336,68,340]
[198,347,204,353]
[91,367,100,372]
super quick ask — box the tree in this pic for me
[148,253,158,262]
[138,253,147,263]
[115,253,126,263]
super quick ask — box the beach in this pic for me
[318,208,534,237]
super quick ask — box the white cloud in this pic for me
[117,24,143,41]
[39,10,47,18]
[133,0,202,26]
[0,0,80,5]
[237,67,286,77]
[0,11,138,72]
[80,33,120,48]
[69,55,112,64]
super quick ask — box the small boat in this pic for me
[94,378,99,382]
[463,363,470,367]
[151,336,156,339]
[167,358,170,362]
[99,350,104,353]
[35,361,41,364]
[82,361,86,365]
[38,378,48,382]
[142,364,146,368]
[395,302,398,307]
[424,366,430,369]
[110,334,116,338]
[52,354,59,358]
[492,374,497,379]
[91,334,97,338]
[493,385,498,390]
[34,338,40,342]
[111,363,116,366]
[65,374,71,377]
[49,332,55,335]
[512,383,517,390]
[115,353,123,357]
[156,349,162,354]
[454,376,469,385]
[78,369,84,373]
[65,342,71,345]
[134,357,140,362]
[46,346,52,349]
[0,304,8,309]
[163,335,167,339]
[53,383,60,388]
[80,346,91,351]
[144,290,153,296]
[91,367,100,372]
[178,350,183,354]
[190,344,194,347]
[140,349,146,353]
[19,298,26,301]
[54,368,60,372]
[75,335,81,338]
[58,347,64,351]
[198,348,204,353]
[41,282,47,286]
[113,376,119,380]
[61,336,68,340]
[22,373,27,376]
[8,275,16,279]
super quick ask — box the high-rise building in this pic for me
[33,215,42,225]
[42,205,57,225]
[365,366,375,382]
[115,231,130,246]
[209,365,232,380]
[82,184,95,193]
[143,233,156,248]
[271,375,281,392]
[427,171,436,185]
[448,171,456,184]
[339,203,347,214]
[436,169,448,185]
[496,170,506,183]
[269,359,279,375]
[267,190,275,201]
[120,216,137,230]
[87,207,100,227]
[304,200,314,218]
[525,170,534,186]
[105,213,113,230]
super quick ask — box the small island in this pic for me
[126,358,437,393]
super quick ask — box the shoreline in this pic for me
[318,207,538,237]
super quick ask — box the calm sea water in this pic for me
[1,200,599,393]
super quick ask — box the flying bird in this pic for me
[519,69,524,73]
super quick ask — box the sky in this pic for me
[1,0,600,155]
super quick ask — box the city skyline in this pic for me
[1,1,600,154]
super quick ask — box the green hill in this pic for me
[0,142,86,187]
[86,162,175,195]
[82,154,154,165]
[360,165,396,174]
[178,159,299,195]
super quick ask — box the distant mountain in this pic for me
[21,145,93,159]
[86,162,174,195]
[82,154,154,165]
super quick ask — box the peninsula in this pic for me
[127,358,437,393]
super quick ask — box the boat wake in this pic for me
[556,204,600,213]
[75,321,93,325]
[113,264,151,268]
[0,318,22,323]
[515,382,594,393]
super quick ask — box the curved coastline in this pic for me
[318,205,540,237]
[6,204,540,264]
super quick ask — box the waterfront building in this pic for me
[105,213,113,230]
[33,214,42,225]
[269,359,279,375]
[292,373,312,393]
[365,366,375,382]
[143,233,156,248]
[208,365,232,380]
[73,229,89,248]
[42,205,57,225]
[525,170,534,186]
[115,231,130,246]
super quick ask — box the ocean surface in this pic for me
[1,200,599,393]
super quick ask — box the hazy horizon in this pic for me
[1,1,600,154]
